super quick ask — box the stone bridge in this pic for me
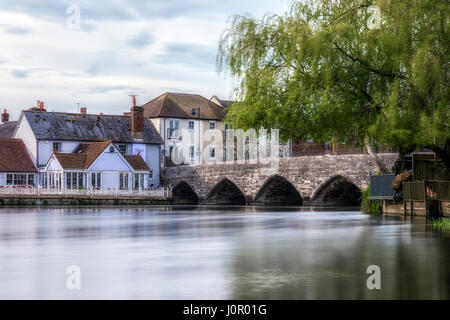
[162,153,398,206]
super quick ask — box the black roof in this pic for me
[19,111,163,144]
[0,121,18,138]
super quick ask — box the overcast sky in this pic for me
[0,0,290,119]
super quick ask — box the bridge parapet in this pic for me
[162,153,398,205]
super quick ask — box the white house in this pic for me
[142,92,227,166]
[13,102,163,188]
[43,140,151,190]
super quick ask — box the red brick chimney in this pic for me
[80,107,87,115]
[130,95,144,139]
[1,109,9,122]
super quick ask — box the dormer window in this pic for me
[118,144,127,155]
[53,142,61,152]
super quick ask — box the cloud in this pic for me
[155,42,217,68]
[0,0,289,120]
[127,30,154,48]
[3,25,32,34]
[11,69,31,78]
[84,85,135,94]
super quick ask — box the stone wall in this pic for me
[162,153,398,203]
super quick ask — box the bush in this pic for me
[430,218,450,229]
[360,186,382,215]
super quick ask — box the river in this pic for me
[0,206,449,299]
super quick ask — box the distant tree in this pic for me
[218,0,449,171]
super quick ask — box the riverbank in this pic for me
[0,195,173,206]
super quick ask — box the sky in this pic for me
[0,0,291,120]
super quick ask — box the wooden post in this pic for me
[424,180,428,218]
[403,198,407,216]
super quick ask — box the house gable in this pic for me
[89,144,133,172]
[45,156,63,171]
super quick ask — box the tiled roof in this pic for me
[124,155,149,171]
[0,121,18,138]
[73,141,111,169]
[54,141,110,169]
[142,92,226,120]
[21,111,163,144]
[211,95,235,108]
[53,141,149,171]
[53,153,87,170]
[0,138,36,172]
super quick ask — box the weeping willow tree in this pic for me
[218,0,449,170]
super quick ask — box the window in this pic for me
[188,121,195,130]
[53,142,61,152]
[6,174,12,185]
[109,146,115,152]
[209,147,216,160]
[140,174,144,189]
[13,174,27,185]
[66,173,72,189]
[66,173,85,189]
[27,175,34,186]
[209,121,216,131]
[189,145,195,161]
[91,172,101,189]
[120,173,129,190]
[149,170,154,180]
[133,174,145,190]
[118,144,127,155]
[168,120,179,138]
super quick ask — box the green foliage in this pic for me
[218,0,450,152]
[360,186,382,214]
[430,218,450,229]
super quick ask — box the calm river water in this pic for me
[0,206,449,299]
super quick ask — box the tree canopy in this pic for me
[218,0,450,166]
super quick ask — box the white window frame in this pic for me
[188,120,195,131]
[209,146,216,160]
[168,119,180,138]
[118,144,127,155]
[209,121,216,131]
[53,142,62,152]
[189,145,195,161]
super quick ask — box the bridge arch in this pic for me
[172,181,199,205]
[253,175,303,206]
[312,175,362,206]
[205,178,247,205]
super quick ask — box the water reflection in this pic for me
[0,206,449,299]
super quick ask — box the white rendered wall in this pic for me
[146,144,161,187]
[14,116,37,167]
[38,141,80,168]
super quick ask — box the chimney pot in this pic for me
[1,109,9,122]
[80,107,87,114]
[40,102,44,110]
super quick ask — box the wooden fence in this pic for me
[403,180,450,217]
[403,181,450,201]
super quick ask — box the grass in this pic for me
[430,218,450,229]
[360,186,382,215]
